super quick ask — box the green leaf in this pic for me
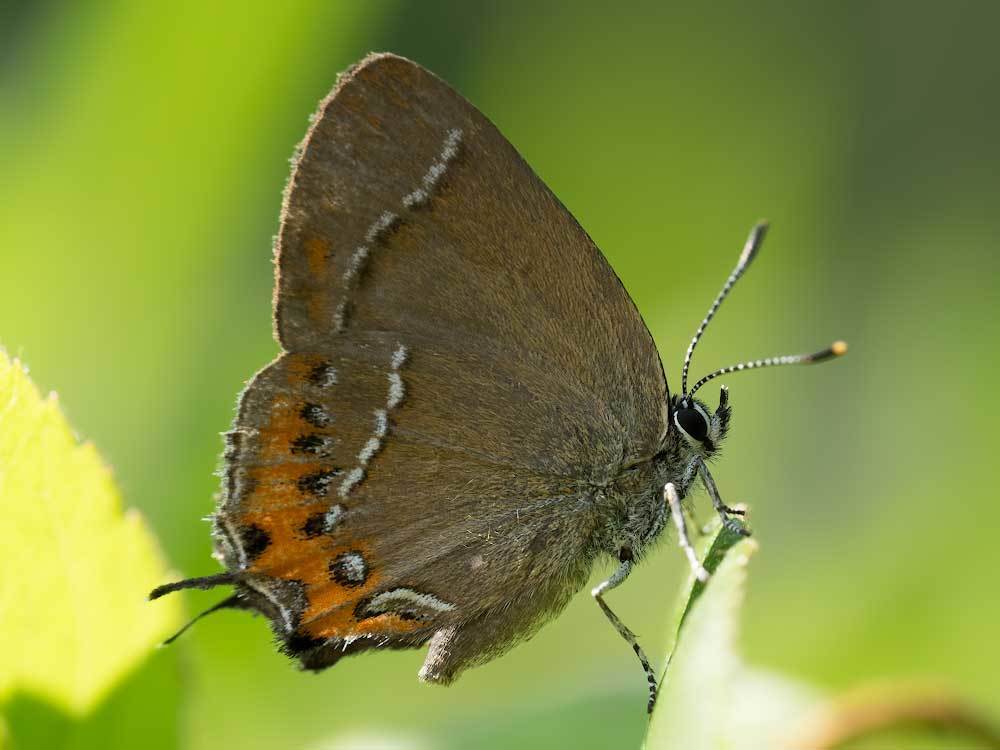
[645,523,817,749]
[0,352,182,716]
[3,650,180,750]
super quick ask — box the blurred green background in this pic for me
[2,1,998,747]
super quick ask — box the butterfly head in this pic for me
[670,389,731,458]
[674,221,846,454]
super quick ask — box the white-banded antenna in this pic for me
[681,221,768,395]
[688,341,848,397]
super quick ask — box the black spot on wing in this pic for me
[308,362,338,388]
[240,524,271,561]
[329,551,367,587]
[291,434,333,456]
[300,512,328,539]
[300,403,331,427]
[298,469,341,497]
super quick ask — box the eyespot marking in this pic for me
[301,403,332,428]
[329,551,368,587]
[308,362,338,388]
[300,512,327,539]
[298,469,342,497]
[291,434,335,457]
[300,504,346,538]
[240,523,271,562]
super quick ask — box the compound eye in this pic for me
[674,405,710,442]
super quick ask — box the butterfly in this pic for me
[151,52,845,712]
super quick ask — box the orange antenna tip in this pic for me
[831,340,848,356]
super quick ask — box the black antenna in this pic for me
[688,341,848,397]
[160,594,250,646]
[148,571,240,601]
[681,221,768,395]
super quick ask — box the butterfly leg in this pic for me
[591,558,659,712]
[695,459,751,537]
[664,482,710,583]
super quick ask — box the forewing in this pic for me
[275,53,668,467]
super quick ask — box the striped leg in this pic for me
[695,459,751,537]
[591,558,659,713]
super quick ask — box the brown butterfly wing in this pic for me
[215,53,668,681]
